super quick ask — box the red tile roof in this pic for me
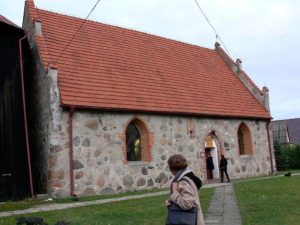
[28,3,271,119]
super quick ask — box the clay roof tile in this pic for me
[32,7,271,119]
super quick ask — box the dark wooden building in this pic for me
[271,118,300,145]
[0,15,33,201]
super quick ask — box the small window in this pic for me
[238,123,253,155]
[238,128,245,155]
[126,123,141,161]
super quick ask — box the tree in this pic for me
[274,141,300,170]
[273,140,288,171]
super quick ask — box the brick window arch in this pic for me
[238,123,253,155]
[125,118,151,162]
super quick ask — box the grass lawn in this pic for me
[234,175,300,225]
[0,188,214,225]
[0,189,167,213]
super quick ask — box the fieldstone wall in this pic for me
[23,7,51,194]
[48,111,273,197]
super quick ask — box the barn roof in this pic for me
[271,118,300,145]
[25,0,271,119]
[0,15,22,30]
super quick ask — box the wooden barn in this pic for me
[0,15,33,201]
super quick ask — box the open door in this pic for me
[205,135,220,180]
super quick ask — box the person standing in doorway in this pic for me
[206,153,214,179]
[220,154,230,182]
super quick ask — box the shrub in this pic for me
[274,140,289,170]
[288,145,300,168]
[16,217,47,225]
[55,221,71,225]
[274,143,300,170]
[16,217,71,225]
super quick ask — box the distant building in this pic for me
[271,118,300,145]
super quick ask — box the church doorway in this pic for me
[205,135,219,180]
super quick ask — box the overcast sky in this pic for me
[2,0,299,120]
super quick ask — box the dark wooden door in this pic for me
[0,23,31,201]
[0,140,13,201]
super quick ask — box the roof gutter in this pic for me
[60,103,272,121]
[19,33,34,198]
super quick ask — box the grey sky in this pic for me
[2,0,300,120]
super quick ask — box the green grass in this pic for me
[0,188,214,225]
[0,199,53,213]
[234,175,300,225]
[0,188,167,213]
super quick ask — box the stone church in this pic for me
[22,0,275,197]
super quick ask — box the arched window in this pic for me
[123,118,153,162]
[126,123,141,161]
[124,118,152,162]
[238,123,253,155]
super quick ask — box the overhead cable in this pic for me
[193,0,231,55]
[53,0,102,65]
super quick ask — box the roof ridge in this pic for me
[26,2,51,70]
[25,0,39,23]
[36,8,215,53]
[273,118,300,122]
[0,15,22,29]
[215,44,263,95]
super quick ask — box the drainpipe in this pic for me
[266,120,274,174]
[69,107,75,196]
[19,34,34,198]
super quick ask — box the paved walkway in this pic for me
[0,181,232,218]
[205,183,242,225]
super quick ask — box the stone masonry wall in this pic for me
[23,7,51,193]
[49,111,273,197]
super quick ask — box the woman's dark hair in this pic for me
[168,154,188,172]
